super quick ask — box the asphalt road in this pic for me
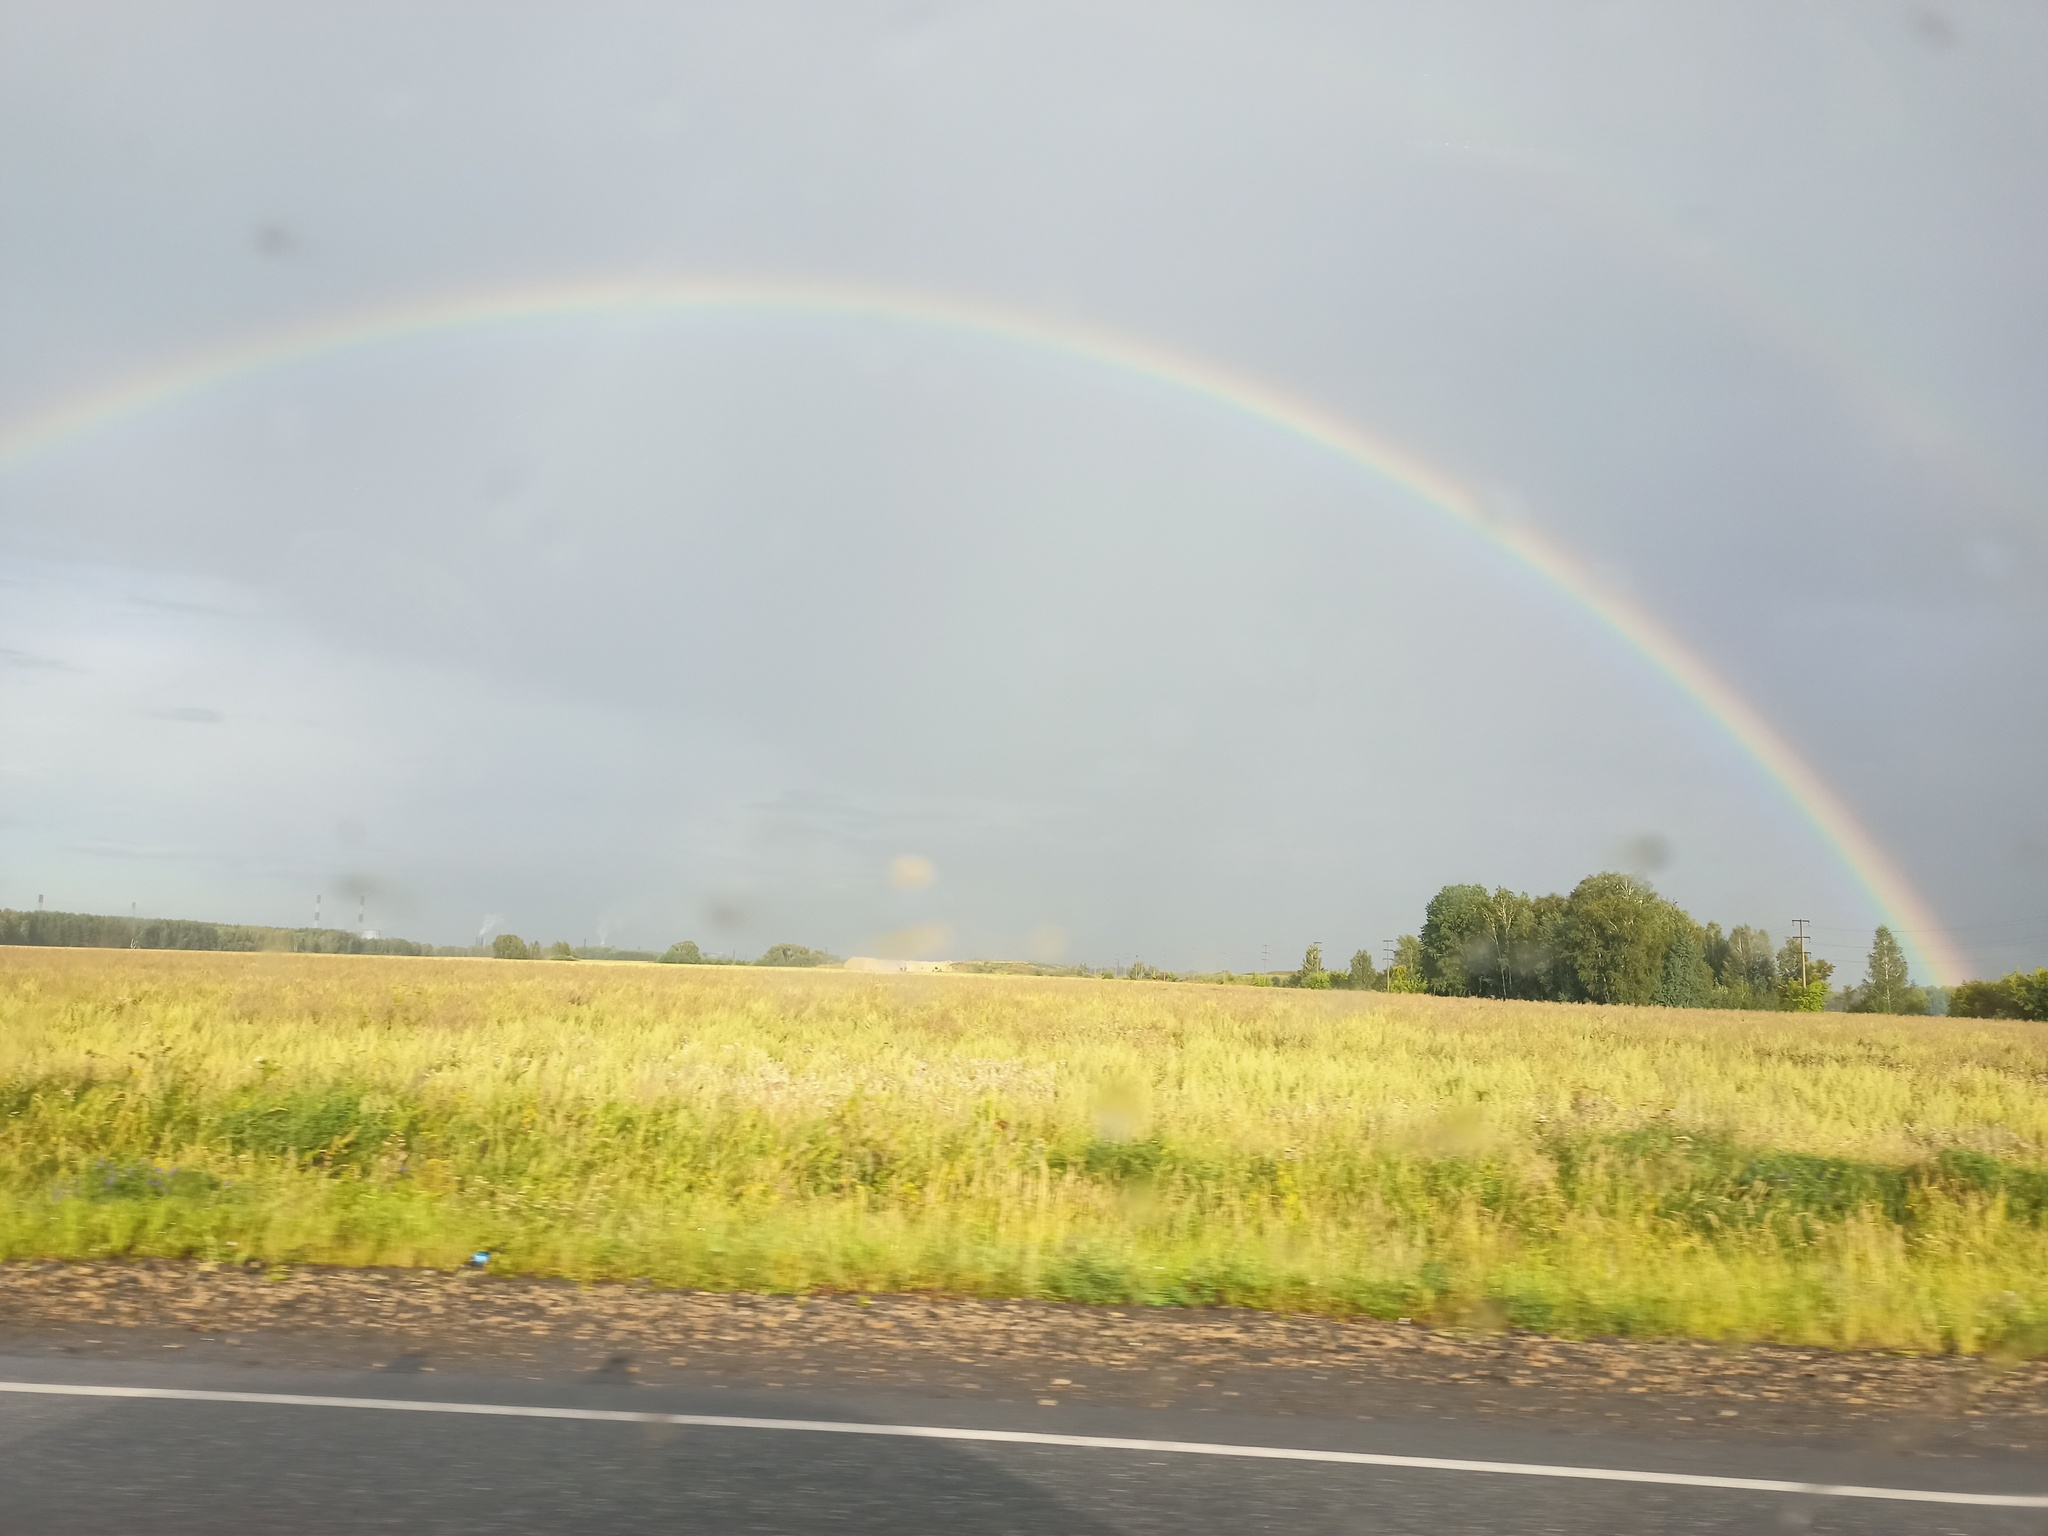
[1,1348,2043,1535]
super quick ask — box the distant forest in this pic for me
[1116,873,2044,1020]
[1302,873,2044,1020]
[0,909,833,970]
[1394,874,1895,1014]
[0,907,470,957]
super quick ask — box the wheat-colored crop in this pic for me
[3,947,2043,1352]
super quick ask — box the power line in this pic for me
[1808,915,2048,937]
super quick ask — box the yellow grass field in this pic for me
[3,947,2044,1354]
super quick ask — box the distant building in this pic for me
[843,956,950,974]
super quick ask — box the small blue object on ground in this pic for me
[469,1251,490,1268]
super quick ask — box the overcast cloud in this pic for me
[1,2,2043,977]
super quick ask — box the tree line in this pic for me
[491,933,835,966]
[0,908,454,957]
[652,939,838,968]
[1949,968,2048,1020]
[0,909,845,969]
[1396,874,1845,1010]
[7,901,2041,1017]
[1276,873,2029,1017]
[487,936,841,966]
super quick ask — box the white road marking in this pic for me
[0,1379,2041,1509]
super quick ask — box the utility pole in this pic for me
[1792,918,1810,986]
[315,893,322,928]
[357,894,365,932]
[1382,939,1397,991]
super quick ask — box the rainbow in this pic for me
[0,275,1965,982]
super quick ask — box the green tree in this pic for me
[755,942,837,968]
[2019,969,2048,1020]
[1382,936,1425,992]
[546,940,576,961]
[1345,947,1380,990]
[1779,976,1830,1011]
[490,933,531,960]
[1526,893,1568,1000]
[1852,926,1924,1014]
[1708,925,1776,1006]
[1380,933,1424,991]
[1949,968,2048,1020]
[1652,921,1715,1008]
[1293,942,1331,989]
[1554,873,1675,1004]
[1418,884,1490,995]
[1703,921,1729,985]
[1468,887,1555,999]
[661,940,705,964]
[1774,935,1834,1011]
[1947,977,2005,1017]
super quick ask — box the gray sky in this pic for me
[2,2,2043,979]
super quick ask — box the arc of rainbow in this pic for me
[0,275,1964,982]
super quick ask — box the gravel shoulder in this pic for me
[2,1262,2042,1459]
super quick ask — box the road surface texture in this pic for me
[0,1263,2042,1534]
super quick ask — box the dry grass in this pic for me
[2,947,2044,1353]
